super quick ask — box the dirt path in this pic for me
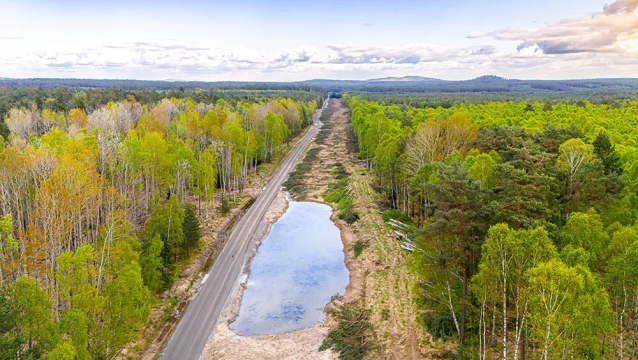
[333,101,425,358]
[314,100,427,358]
[291,99,427,358]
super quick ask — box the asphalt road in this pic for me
[160,99,328,360]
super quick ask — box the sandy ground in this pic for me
[202,191,338,360]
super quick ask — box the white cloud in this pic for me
[473,0,638,54]
[3,0,638,82]
[323,44,496,65]
[0,41,324,78]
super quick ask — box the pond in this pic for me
[230,195,349,336]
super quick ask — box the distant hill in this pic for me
[470,75,507,82]
[367,76,440,82]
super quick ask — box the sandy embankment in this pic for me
[202,189,366,359]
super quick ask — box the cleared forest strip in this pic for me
[289,99,428,358]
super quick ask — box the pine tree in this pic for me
[422,161,491,344]
[593,131,621,175]
[182,203,201,257]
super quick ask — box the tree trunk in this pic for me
[461,250,467,344]
[502,257,508,360]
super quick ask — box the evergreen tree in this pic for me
[593,131,621,175]
[144,195,184,285]
[182,203,201,257]
[141,234,164,292]
[422,161,491,343]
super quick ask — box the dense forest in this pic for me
[346,95,638,358]
[3,78,638,359]
[0,87,322,358]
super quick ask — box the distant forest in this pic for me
[0,83,325,122]
[0,78,324,92]
[301,75,638,93]
[2,76,637,116]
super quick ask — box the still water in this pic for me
[230,196,349,336]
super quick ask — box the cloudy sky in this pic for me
[1,0,637,81]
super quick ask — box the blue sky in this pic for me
[1,0,637,80]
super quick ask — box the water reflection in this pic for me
[230,197,349,336]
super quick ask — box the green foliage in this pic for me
[560,245,590,267]
[3,277,58,358]
[220,196,231,215]
[57,245,102,316]
[103,261,150,353]
[141,234,164,292]
[422,300,458,340]
[48,340,77,360]
[561,209,609,269]
[145,196,184,285]
[182,203,201,256]
[0,89,322,358]
[319,303,373,360]
[337,196,360,224]
[524,259,613,358]
[381,209,413,225]
[380,307,390,321]
[284,147,321,197]
[325,170,360,224]
[593,131,621,175]
[466,153,496,189]
[353,240,370,258]
[59,310,90,360]
[345,95,633,356]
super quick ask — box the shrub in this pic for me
[220,197,230,215]
[353,240,370,258]
[319,303,373,360]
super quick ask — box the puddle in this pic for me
[230,195,349,336]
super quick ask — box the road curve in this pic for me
[160,98,329,360]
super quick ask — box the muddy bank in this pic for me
[330,213,366,305]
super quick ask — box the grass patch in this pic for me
[381,308,390,321]
[283,147,321,197]
[325,178,360,224]
[353,240,370,258]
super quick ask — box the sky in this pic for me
[1,0,637,81]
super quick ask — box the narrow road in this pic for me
[160,98,329,360]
